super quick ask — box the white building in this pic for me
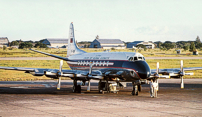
[0,37,9,47]
[42,38,68,48]
[89,39,126,49]
[127,41,155,49]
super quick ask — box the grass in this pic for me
[0,60,70,81]
[0,48,202,57]
[0,59,202,81]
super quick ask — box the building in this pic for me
[42,38,68,48]
[89,39,126,49]
[127,41,144,48]
[127,41,155,49]
[0,37,9,47]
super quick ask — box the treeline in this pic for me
[153,36,201,51]
[9,40,47,49]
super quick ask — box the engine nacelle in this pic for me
[44,71,58,78]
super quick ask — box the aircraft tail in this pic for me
[67,22,86,57]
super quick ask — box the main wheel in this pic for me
[138,85,142,92]
[73,85,77,93]
[77,85,81,93]
[98,82,106,93]
[135,90,139,95]
[131,90,135,95]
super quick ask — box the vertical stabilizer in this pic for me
[67,22,86,57]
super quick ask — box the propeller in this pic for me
[85,62,94,92]
[180,60,184,89]
[57,60,63,90]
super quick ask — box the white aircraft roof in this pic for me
[69,52,144,60]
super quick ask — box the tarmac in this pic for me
[0,79,202,117]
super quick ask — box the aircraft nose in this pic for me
[135,61,151,79]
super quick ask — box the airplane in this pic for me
[1,22,202,97]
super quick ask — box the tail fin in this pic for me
[67,22,86,57]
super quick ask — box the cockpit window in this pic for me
[129,56,145,61]
[138,57,142,60]
[134,57,138,60]
[128,57,133,61]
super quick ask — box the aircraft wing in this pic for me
[0,66,103,79]
[0,66,52,76]
[0,66,35,71]
[151,67,202,78]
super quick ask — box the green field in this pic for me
[0,48,202,57]
[0,59,202,81]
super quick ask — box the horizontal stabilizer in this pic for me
[30,49,69,61]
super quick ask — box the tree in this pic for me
[84,44,89,48]
[154,41,162,48]
[111,48,115,50]
[164,41,172,44]
[161,43,174,50]
[3,46,7,51]
[136,44,146,49]
[10,41,19,46]
[183,45,189,51]
[19,42,33,49]
[144,47,147,51]
[196,43,202,49]
[189,42,196,52]
[196,36,201,43]
[34,42,47,48]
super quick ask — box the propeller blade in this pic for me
[59,60,63,72]
[181,76,184,89]
[181,60,183,72]
[57,60,63,90]
[87,80,91,92]
[180,60,184,89]
[57,77,61,90]
[156,62,159,74]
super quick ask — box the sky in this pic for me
[0,0,202,42]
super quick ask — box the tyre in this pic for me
[73,85,77,93]
[138,85,142,92]
[77,85,81,93]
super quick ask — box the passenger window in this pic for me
[134,57,138,61]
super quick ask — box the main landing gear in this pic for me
[73,80,81,93]
[131,82,142,96]
[98,80,109,93]
[98,80,119,94]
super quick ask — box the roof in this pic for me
[0,37,9,44]
[128,41,144,44]
[69,52,144,61]
[96,39,124,44]
[127,41,144,48]
[0,37,8,39]
[101,45,125,47]
[44,38,68,44]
